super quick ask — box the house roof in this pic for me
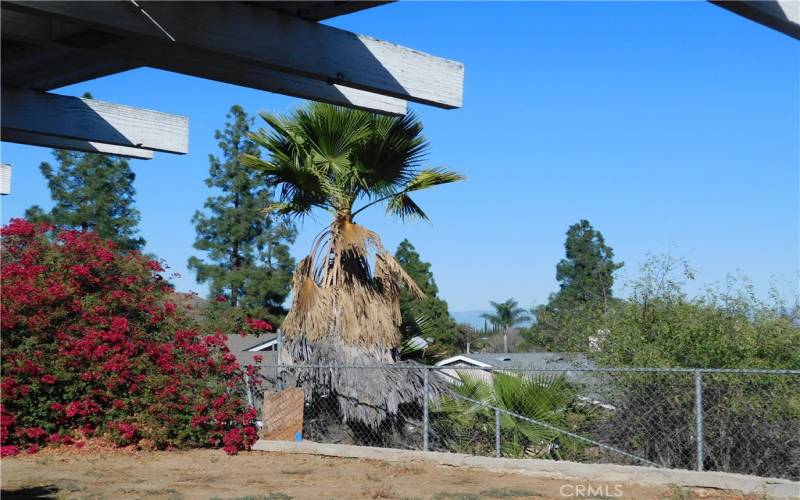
[225,334,279,379]
[435,352,602,394]
[436,352,596,371]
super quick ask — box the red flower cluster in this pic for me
[244,317,273,332]
[0,219,259,456]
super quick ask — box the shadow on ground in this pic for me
[1,485,60,499]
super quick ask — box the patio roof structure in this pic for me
[1,1,796,163]
[0,1,464,160]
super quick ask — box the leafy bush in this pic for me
[0,219,260,457]
[588,256,798,478]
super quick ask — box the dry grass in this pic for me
[2,449,735,500]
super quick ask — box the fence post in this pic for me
[495,408,501,458]
[422,368,429,451]
[694,369,704,471]
[276,329,284,390]
[243,372,254,407]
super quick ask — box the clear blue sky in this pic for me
[1,2,798,312]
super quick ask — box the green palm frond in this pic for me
[404,168,466,193]
[244,102,463,221]
[386,193,428,221]
[434,370,585,459]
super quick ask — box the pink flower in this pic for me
[69,265,91,277]
[41,374,56,385]
[163,301,177,315]
[1,445,20,457]
[245,317,272,332]
[95,247,114,262]
[23,427,46,439]
[147,260,164,272]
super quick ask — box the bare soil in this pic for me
[1,449,760,499]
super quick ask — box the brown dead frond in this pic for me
[281,220,425,349]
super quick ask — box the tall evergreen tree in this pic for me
[554,219,623,304]
[25,95,145,251]
[527,220,622,351]
[395,239,460,349]
[188,105,296,324]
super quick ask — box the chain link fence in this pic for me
[248,363,800,481]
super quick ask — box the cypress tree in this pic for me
[395,239,460,349]
[188,105,296,324]
[555,219,623,305]
[25,96,145,251]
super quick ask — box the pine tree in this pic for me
[188,105,296,324]
[395,239,460,349]
[528,220,623,351]
[25,134,145,251]
[554,219,623,305]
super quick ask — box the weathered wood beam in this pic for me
[116,39,409,116]
[1,45,135,91]
[267,1,391,22]
[1,129,155,159]
[711,0,800,40]
[5,1,464,109]
[1,9,407,115]
[1,86,188,154]
[0,164,12,196]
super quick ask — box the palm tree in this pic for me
[481,299,530,353]
[242,103,463,429]
[434,371,585,459]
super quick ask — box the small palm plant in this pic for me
[434,371,587,459]
[243,103,463,429]
[481,299,531,353]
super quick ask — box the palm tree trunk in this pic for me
[504,327,509,353]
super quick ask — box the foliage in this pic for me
[0,219,260,457]
[481,299,530,353]
[481,299,530,331]
[580,255,800,479]
[242,102,463,223]
[189,105,296,326]
[395,239,460,352]
[526,300,608,352]
[594,371,800,479]
[433,371,589,459]
[243,102,463,429]
[527,220,622,351]
[554,219,623,305]
[25,147,144,251]
[598,254,800,369]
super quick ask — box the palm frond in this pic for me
[404,168,466,193]
[385,193,429,221]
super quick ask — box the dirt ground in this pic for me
[1,449,760,500]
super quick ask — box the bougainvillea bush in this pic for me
[1,219,262,457]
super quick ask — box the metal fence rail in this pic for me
[250,364,800,481]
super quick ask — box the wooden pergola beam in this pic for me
[5,1,464,109]
[1,86,188,154]
[1,46,136,91]
[711,0,800,40]
[1,9,407,116]
[1,129,155,159]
